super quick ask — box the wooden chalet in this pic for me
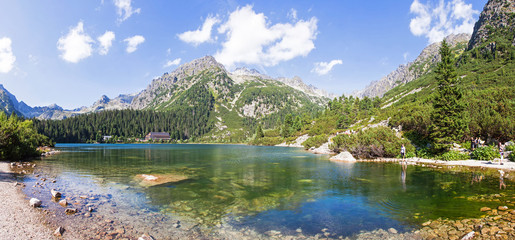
[145,132,171,141]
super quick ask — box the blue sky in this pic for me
[0,0,486,109]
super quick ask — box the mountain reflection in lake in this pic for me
[27,144,514,237]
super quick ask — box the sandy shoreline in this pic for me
[0,162,54,240]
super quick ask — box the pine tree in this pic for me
[429,40,467,153]
[255,124,264,138]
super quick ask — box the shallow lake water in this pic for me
[22,144,515,238]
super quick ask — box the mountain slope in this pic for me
[130,56,328,141]
[378,1,515,143]
[353,33,470,98]
[468,0,515,50]
[0,84,21,116]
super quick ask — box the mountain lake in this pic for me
[18,144,515,239]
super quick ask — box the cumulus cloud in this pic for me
[409,0,479,43]
[178,16,220,46]
[57,21,94,63]
[214,5,318,68]
[163,58,181,68]
[97,31,115,55]
[114,0,140,23]
[311,59,342,75]
[124,35,145,53]
[0,37,16,73]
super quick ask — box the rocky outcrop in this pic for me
[130,56,228,110]
[231,67,335,99]
[468,0,515,50]
[353,34,470,98]
[330,151,356,162]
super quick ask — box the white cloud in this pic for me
[288,8,298,20]
[97,31,115,55]
[214,5,318,68]
[178,16,220,46]
[409,0,479,43]
[0,37,15,73]
[311,59,342,75]
[124,35,145,53]
[114,0,140,23]
[57,21,94,63]
[163,58,181,68]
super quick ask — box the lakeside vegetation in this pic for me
[0,112,53,160]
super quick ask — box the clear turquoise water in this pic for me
[26,144,514,237]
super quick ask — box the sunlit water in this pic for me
[22,144,514,237]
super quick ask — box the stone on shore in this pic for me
[51,189,61,198]
[65,208,77,214]
[388,228,398,234]
[54,226,65,237]
[461,231,474,240]
[29,198,42,208]
[59,199,67,207]
[330,151,356,162]
[138,234,155,240]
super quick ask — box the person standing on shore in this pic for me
[499,142,504,165]
[401,144,406,162]
[471,137,475,150]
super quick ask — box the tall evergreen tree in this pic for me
[429,40,466,153]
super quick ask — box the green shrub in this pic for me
[505,144,515,152]
[302,134,328,149]
[416,147,434,159]
[330,127,415,158]
[249,137,283,146]
[439,151,470,161]
[471,146,498,160]
[509,152,514,162]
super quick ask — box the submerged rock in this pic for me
[29,198,42,208]
[58,199,67,207]
[134,173,189,187]
[480,207,491,212]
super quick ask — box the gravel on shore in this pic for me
[0,162,54,240]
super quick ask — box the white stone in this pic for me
[330,151,356,162]
[29,198,42,208]
[50,189,61,198]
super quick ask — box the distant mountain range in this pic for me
[1,57,332,120]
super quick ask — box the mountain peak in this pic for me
[174,56,226,74]
[468,0,515,50]
[354,33,471,98]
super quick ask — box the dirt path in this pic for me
[0,162,54,240]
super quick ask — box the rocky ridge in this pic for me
[2,56,332,120]
[353,33,470,98]
[468,0,515,50]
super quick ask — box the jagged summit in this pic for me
[468,0,515,50]
[353,33,471,98]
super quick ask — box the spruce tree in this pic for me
[429,40,466,153]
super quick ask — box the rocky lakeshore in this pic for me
[3,159,515,240]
